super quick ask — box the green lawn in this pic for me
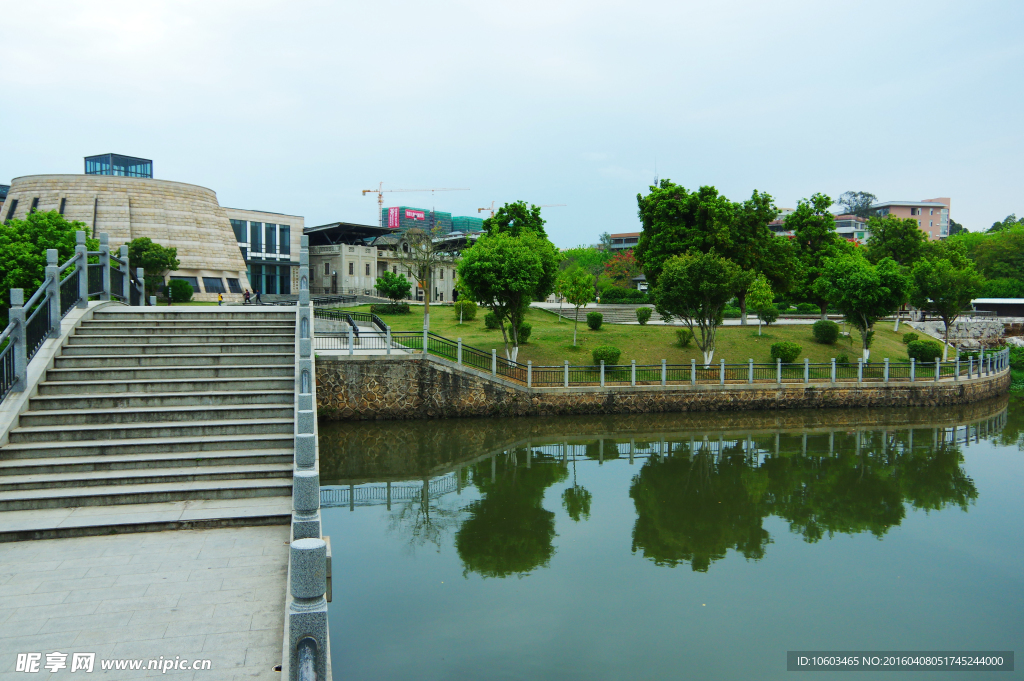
[331,304,917,367]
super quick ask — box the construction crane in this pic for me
[477,202,566,217]
[362,183,469,227]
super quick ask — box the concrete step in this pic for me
[0,433,294,459]
[17,404,294,427]
[0,498,293,542]
[0,463,293,492]
[93,310,296,320]
[67,334,293,345]
[53,353,294,368]
[80,319,295,328]
[75,325,294,336]
[45,365,295,381]
[0,478,292,511]
[61,342,295,355]
[7,418,295,443]
[36,376,293,395]
[0,448,294,476]
[27,390,294,411]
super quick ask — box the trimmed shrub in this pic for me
[167,279,193,303]
[757,307,779,326]
[484,312,501,329]
[775,302,791,312]
[453,300,477,321]
[722,306,741,318]
[370,303,410,315]
[836,353,851,366]
[796,302,819,314]
[592,345,622,365]
[601,287,648,303]
[636,307,652,325]
[907,340,944,364]
[812,319,840,345]
[676,328,693,347]
[901,332,919,345]
[517,322,532,344]
[587,312,603,330]
[770,341,802,363]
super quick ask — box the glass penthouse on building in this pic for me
[84,153,153,178]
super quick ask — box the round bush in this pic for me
[775,302,791,312]
[484,312,500,330]
[907,340,944,364]
[370,303,410,315]
[770,341,802,363]
[835,352,851,366]
[167,279,193,303]
[812,319,840,344]
[794,302,818,314]
[901,332,919,345]
[676,328,693,347]
[592,345,622,365]
[453,300,477,321]
[516,322,532,344]
[722,306,741,319]
[636,307,652,325]
[587,312,603,330]
[757,307,779,326]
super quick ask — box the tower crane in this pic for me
[362,183,469,227]
[477,202,566,217]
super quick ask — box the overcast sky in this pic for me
[2,1,1021,247]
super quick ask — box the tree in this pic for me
[604,250,640,287]
[836,191,878,218]
[864,214,927,266]
[458,230,559,362]
[483,200,547,238]
[560,245,609,277]
[374,270,412,304]
[746,274,774,336]
[598,232,612,251]
[562,266,595,346]
[787,193,844,319]
[653,250,741,366]
[948,218,967,236]
[971,225,1024,280]
[124,237,180,299]
[814,254,910,361]
[987,213,1024,232]
[397,225,452,331]
[0,210,97,327]
[910,245,984,360]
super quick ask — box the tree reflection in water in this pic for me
[388,472,469,555]
[629,429,979,571]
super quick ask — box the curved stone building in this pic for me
[1,174,251,302]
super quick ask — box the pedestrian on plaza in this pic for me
[243,290,251,304]
[217,293,223,306]
[255,289,262,304]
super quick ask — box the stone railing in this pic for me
[284,234,330,681]
[0,231,146,403]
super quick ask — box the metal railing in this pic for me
[0,231,148,404]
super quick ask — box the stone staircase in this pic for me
[0,307,298,541]
[549,304,664,325]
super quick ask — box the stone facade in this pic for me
[1,175,250,302]
[316,355,1011,421]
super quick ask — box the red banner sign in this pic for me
[388,207,399,229]
[405,209,426,221]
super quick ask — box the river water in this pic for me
[319,398,1023,680]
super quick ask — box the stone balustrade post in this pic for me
[661,359,666,386]
[776,358,781,385]
[564,361,569,388]
[456,338,462,364]
[954,356,959,381]
[149,296,156,306]
[288,538,328,681]
[298,236,312,361]
[884,358,889,383]
[748,359,753,384]
[968,356,973,378]
[719,358,725,385]
[292,470,321,540]
[45,250,61,338]
[9,289,27,392]
[935,358,940,381]
[386,327,392,355]
[910,358,916,382]
[347,326,353,356]
[831,358,836,384]
[804,358,809,384]
[135,267,145,306]
[423,328,428,356]
[631,360,636,387]
[99,233,111,301]
[600,360,605,387]
[857,358,863,384]
[527,361,532,387]
[75,231,88,308]
[118,245,129,300]
[691,359,696,385]
[491,349,496,376]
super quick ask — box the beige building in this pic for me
[225,208,304,297]
[871,198,951,240]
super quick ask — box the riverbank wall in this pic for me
[315,355,1011,421]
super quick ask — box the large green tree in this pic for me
[374,270,412,304]
[560,265,595,346]
[653,250,741,366]
[787,193,845,319]
[987,213,1024,232]
[971,225,1024,280]
[482,200,547,238]
[124,237,180,298]
[836,191,878,218]
[910,244,984,360]
[864,214,928,266]
[0,210,97,327]
[814,254,911,361]
[458,230,558,361]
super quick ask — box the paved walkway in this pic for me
[0,525,288,680]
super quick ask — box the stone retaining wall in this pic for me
[316,355,1011,421]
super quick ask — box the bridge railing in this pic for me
[1,231,148,403]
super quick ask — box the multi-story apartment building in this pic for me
[871,198,950,240]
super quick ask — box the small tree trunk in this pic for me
[758,316,762,336]
[738,292,748,326]
[820,303,828,320]
[703,348,714,367]
[893,310,900,332]
[558,296,564,322]
[573,311,579,346]
[943,321,950,361]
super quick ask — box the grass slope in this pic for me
[335,305,915,367]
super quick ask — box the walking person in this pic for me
[217,293,223,306]
[254,289,262,304]
[243,289,251,305]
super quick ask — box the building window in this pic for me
[324,262,330,275]
[930,208,934,215]
[348,262,354,275]
[393,265,397,274]
[5,199,19,222]
[365,263,370,275]
[30,197,39,213]
[84,153,152,178]
[439,269,443,280]
[169,276,201,292]
[280,226,290,255]
[266,224,277,254]
[230,219,246,243]
[227,278,243,293]
[239,247,248,261]
[202,277,226,293]
[930,221,933,227]
[251,222,263,252]
[59,198,66,215]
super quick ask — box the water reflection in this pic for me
[320,398,1008,577]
